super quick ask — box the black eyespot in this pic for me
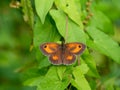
[66,4,69,7]
[78,45,81,48]
[44,45,47,48]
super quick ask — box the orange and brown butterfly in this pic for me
[40,42,86,65]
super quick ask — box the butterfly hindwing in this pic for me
[63,51,76,65]
[49,49,62,65]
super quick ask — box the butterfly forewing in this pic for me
[65,43,86,55]
[40,43,60,55]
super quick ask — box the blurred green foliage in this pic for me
[0,0,120,90]
[0,0,35,90]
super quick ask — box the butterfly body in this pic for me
[40,42,86,65]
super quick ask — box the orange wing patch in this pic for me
[43,45,55,53]
[70,44,82,53]
[63,53,76,65]
[66,55,73,60]
[66,43,84,54]
[40,43,60,55]
[52,55,59,60]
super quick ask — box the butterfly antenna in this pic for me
[65,15,68,43]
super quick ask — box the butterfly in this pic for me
[40,42,86,65]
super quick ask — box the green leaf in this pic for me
[41,66,70,90]
[55,0,83,29]
[24,66,70,90]
[56,66,66,80]
[90,10,114,35]
[86,27,120,63]
[71,64,91,90]
[82,50,100,78]
[34,17,61,68]
[34,17,61,47]
[50,9,86,43]
[37,55,51,69]
[76,64,89,74]
[35,0,54,24]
